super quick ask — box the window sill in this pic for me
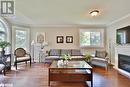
[80,45,104,49]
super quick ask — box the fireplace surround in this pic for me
[115,46,130,78]
[118,54,130,73]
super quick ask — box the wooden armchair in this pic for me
[14,48,31,70]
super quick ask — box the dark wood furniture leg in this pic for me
[30,59,31,67]
[16,61,17,70]
[48,68,50,86]
[3,68,6,75]
[91,69,93,87]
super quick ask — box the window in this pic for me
[15,30,27,49]
[80,29,104,47]
[0,20,6,41]
[12,26,30,52]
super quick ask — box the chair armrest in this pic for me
[105,57,109,62]
[26,53,31,58]
[45,53,49,57]
[26,52,30,55]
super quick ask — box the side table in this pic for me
[4,54,11,70]
[39,51,46,63]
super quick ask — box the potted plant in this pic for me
[61,54,71,65]
[0,41,11,56]
[84,53,92,62]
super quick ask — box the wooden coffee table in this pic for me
[48,60,93,87]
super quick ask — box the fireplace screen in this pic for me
[118,54,130,73]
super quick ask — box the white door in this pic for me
[12,26,30,52]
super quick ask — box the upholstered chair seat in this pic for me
[91,50,109,70]
[16,57,30,62]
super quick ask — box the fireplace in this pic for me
[118,54,130,73]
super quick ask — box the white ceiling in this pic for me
[5,0,130,26]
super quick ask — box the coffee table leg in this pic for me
[48,69,50,86]
[48,81,50,86]
[91,69,93,87]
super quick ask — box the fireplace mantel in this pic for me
[115,45,130,78]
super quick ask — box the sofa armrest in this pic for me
[45,53,49,57]
[105,57,109,62]
[45,50,49,56]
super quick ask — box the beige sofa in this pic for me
[45,49,84,63]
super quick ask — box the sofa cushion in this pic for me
[71,56,84,59]
[71,49,82,56]
[49,49,61,56]
[45,56,60,60]
[91,57,108,66]
[92,57,107,62]
[95,50,107,58]
[61,49,71,55]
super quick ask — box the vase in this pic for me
[63,60,68,66]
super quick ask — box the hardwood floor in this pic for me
[0,63,130,87]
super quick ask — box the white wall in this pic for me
[30,26,106,53]
[31,27,79,50]
[106,14,130,65]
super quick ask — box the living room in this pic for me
[0,0,130,87]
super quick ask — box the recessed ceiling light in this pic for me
[89,10,99,16]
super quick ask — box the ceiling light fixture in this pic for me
[90,10,99,16]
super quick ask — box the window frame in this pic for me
[0,31,6,41]
[0,19,7,41]
[79,29,105,48]
[15,29,27,49]
[12,26,30,52]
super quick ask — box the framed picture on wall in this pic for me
[36,32,45,44]
[57,36,64,43]
[66,36,73,43]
